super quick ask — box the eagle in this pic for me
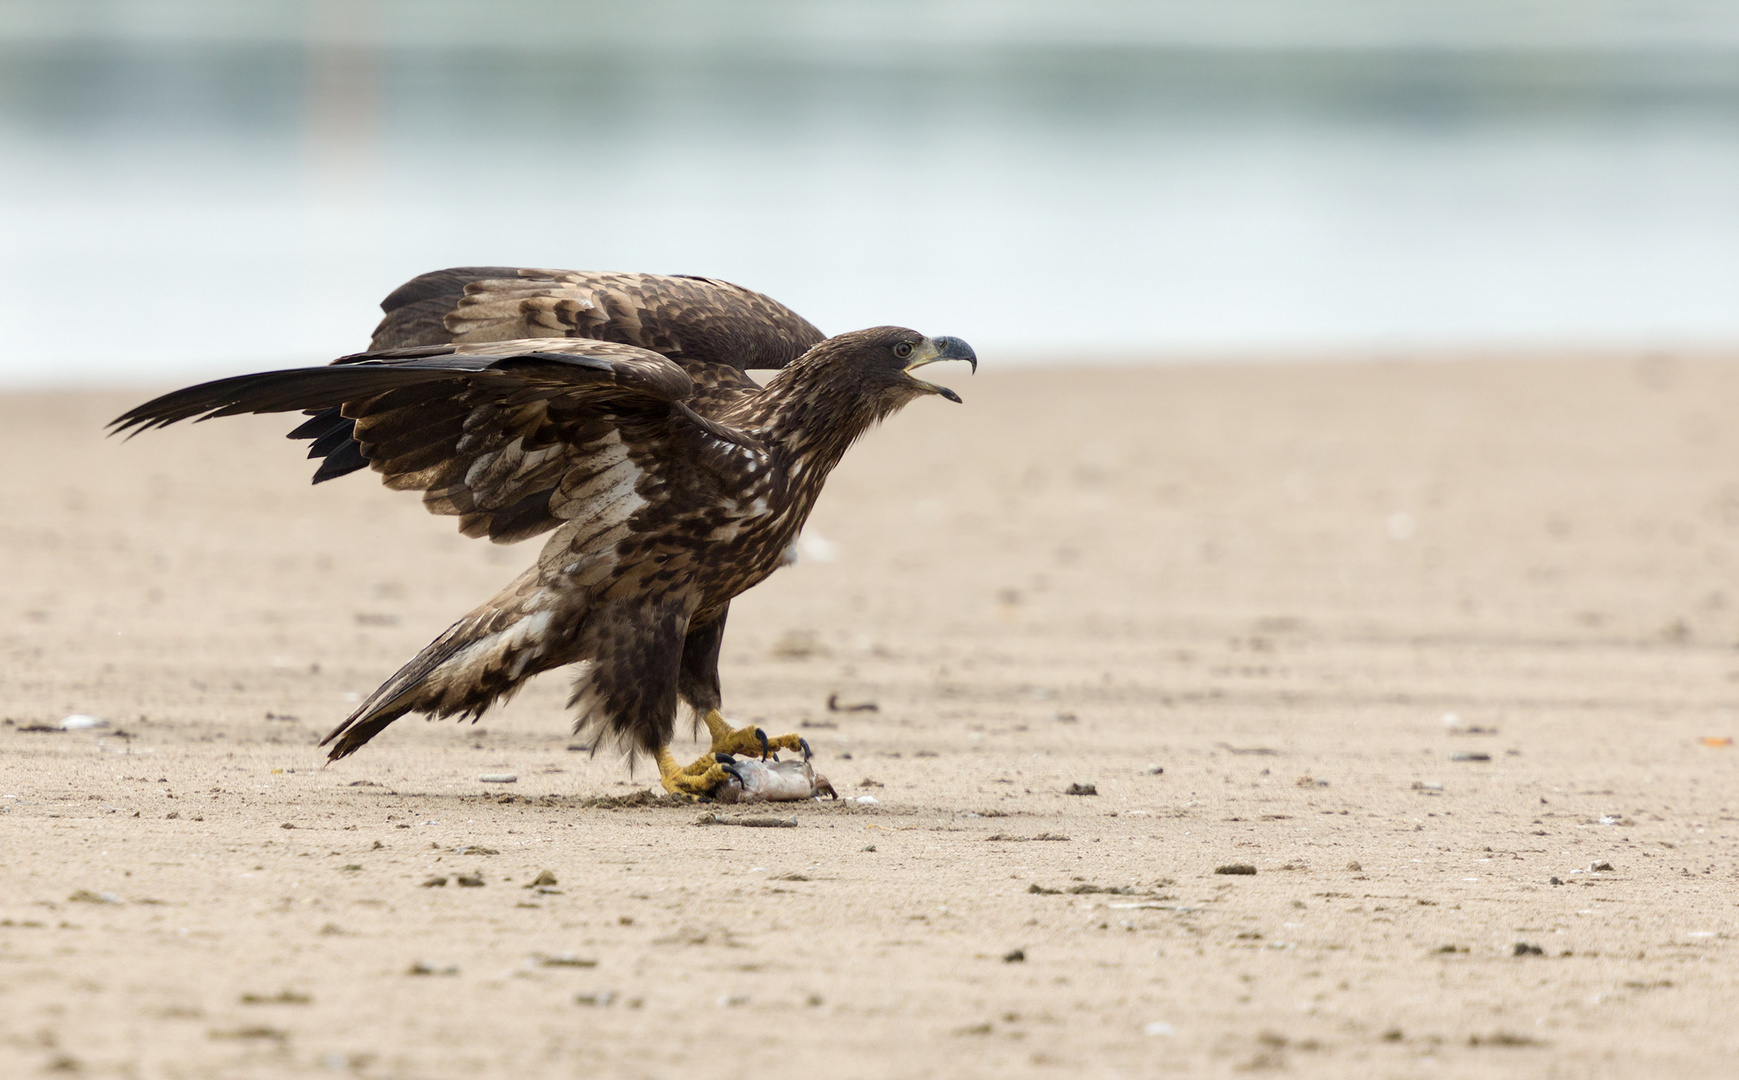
[111,267,974,795]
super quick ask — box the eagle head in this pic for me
[808,325,978,407]
[756,326,977,465]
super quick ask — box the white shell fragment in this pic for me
[59,714,110,730]
[714,758,837,803]
[478,773,518,784]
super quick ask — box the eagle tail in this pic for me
[319,585,569,761]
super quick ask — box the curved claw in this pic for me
[701,710,813,765]
[657,746,735,799]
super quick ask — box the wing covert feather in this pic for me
[371,267,824,378]
[306,267,817,491]
[112,339,756,545]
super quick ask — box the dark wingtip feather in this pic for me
[312,439,370,484]
[306,419,358,460]
[288,407,345,440]
[107,365,471,443]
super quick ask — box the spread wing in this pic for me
[111,339,761,545]
[288,267,821,490]
[370,265,824,379]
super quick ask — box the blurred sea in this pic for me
[3,0,1739,385]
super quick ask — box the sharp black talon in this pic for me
[799,737,813,761]
[754,728,770,760]
[713,752,736,764]
[720,761,745,783]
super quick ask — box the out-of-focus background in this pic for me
[3,0,1738,385]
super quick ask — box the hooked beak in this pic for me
[903,335,977,403]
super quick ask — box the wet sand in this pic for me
[4,354,1739,1078]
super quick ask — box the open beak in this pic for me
[903,335,977,403]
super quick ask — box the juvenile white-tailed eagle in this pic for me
[112,267,975,795]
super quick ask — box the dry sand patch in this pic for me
[3,357,1738,1078]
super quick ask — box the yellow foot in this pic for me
[700,708,810,761]
[657,746,735,799]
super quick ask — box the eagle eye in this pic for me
[893,341,914,359]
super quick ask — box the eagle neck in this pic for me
[748,361,897,481]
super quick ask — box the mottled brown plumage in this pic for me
[111,267,975,780]
[295,268,824,485]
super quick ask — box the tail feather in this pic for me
[319,586,570,761]
[318,621,480,761]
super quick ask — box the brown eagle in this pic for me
[112,267,975,796]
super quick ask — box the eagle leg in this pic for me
[700,709,810,761]
[656,746,735,799]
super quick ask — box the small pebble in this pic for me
[1002,949,1025,963]
[59,714,110,731]
[421,876,448,888]
[1214,864,1258,876]
[1144,764,1164,775]
[1449,751,1490,762]
[1513,942,1544,956]
[455,873,485,887]
[1589,861,1615,872]
[855,795,879,805]
[1065,783,1098,796]
[524,870,558,888]
[478,773,518,784]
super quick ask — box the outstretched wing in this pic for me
[290,267,820,490]
[370,266,824,375]
[111,339,760,545]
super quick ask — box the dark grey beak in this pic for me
[931,336,977,374]
[905,335,977,403]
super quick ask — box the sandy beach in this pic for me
[4,354,1739,1079]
